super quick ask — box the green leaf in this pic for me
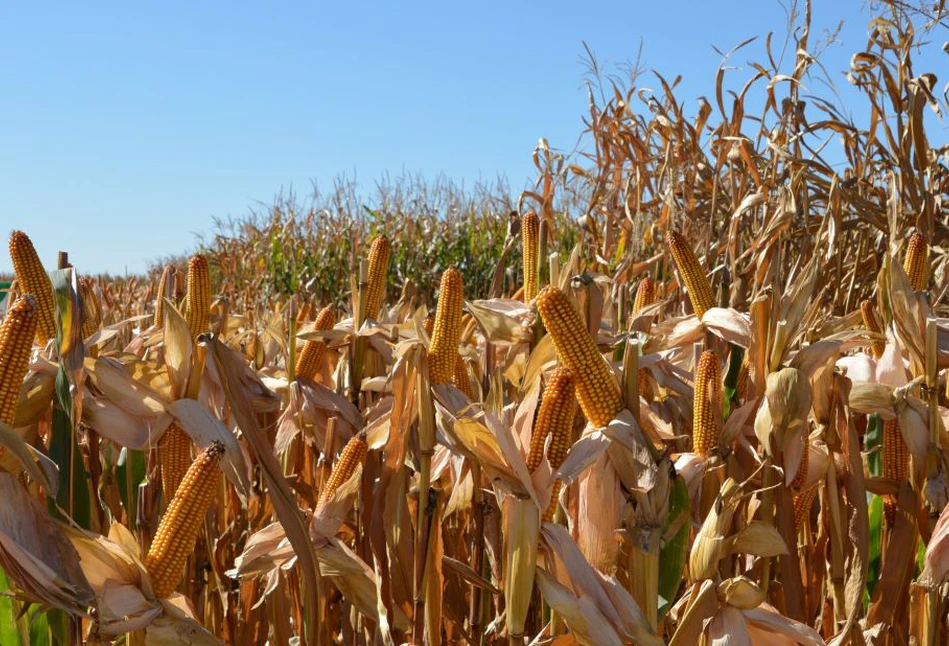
[659,475,690,616]
[866,494,883,605]
[48,368,92,529]
[116,447,147,529]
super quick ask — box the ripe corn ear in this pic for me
[883,419,910,526]
[428,268,464,384]
[453,354,475,400]
[526,368,575,473]
[154,264,178,328]
[364,235,390,319]
[692,350,721,456]
[78,277,101,340]
[0,295,37,427]
[160,423,192,500]
[319,431,368,508]
[8,231,56,343]
[903,232,929,292]
[295,305,336,382]
[632,277,657,314]
[184,255,210,338]
[144,441,224,598]
[521,211,539,302]
[536,286,621,427]
[793,486,817,531]
[666,230,715,317]
[790,438,808,490]
[860,299,885,359]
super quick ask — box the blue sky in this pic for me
[1,2,945,274]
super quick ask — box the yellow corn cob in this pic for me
[883,419,910,526]
[790,437,808,490]
[144,441,224,598]
[184,255,210,338]
[666,230,715,318]
[78,277,101,340]
[422,314,435,337]
[735,360,749,401]
[521,211,539,302]
[8,231,56,344]
[903,231,929,292]
[154,264,178,328]
[0,295,37,427]
[428,268,464,384]
[453,354,475,400]
[632,277,657,314]
[536,286,621,428]
[793,486,818,531]
[538,369,578,522]
[526,368,575,473]
[295,305,336,382]
[319,431,368,508]
[860,299,885,359]
[364,235,391,319]
[692,350,721,456]
[160,423,192,500]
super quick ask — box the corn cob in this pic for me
[428,268,464,384]
[526,368,575,473]
[793,486,818,531]
[735,360,749,401]
[184,254,210,338]
[364,235,390,319]
[144,441,224,598]
[154,264,178,328]
[790,437,808,490]
[692,350,721,457]
[666,230,715,318]
[521,211,539,302]
[632,277,657,314]
[903,231,929,292]
[8,231,56,344]
[160,423,192,500]
[860,299,885,359]
[319,431,368,508]
[536,286,621,427]
[882,419,910,526]
[453,354,475,400]
[295,305,336,382]
[0,295,37,427]
[536,369,578,522]
[78,277,101,340]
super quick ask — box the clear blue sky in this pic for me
[1,1,944,274]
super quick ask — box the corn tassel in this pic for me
[184,254,210,338]
[364,235,390,319]
[8,231,56,344]
[883,419,910,526]
[144,441,224,598]
[521,211,539,302]
[154,264,178,328]
[692,350,721,457]
[903,232,929,292]
[666,230,715,317]
[428,268,464,384]
[295,305,336,381]
[160,423,192,500]
[632,277,657,314]
[536,286,621,427]
[319,431,367,508]
[861,299,885,359]
[0,295,37,427]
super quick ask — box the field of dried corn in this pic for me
[3,2,949,645]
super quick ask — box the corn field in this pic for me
[4,1,949,644]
